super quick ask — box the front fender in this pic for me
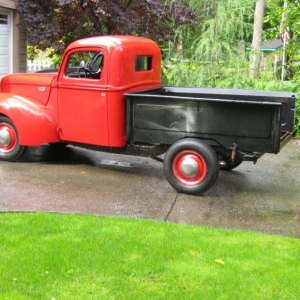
[0,93,60,146]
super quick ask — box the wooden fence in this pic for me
[27,60,53,73]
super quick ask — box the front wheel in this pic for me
[163,139,219,195]
[0,116,27,161]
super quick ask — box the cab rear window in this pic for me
[135,56,152,71]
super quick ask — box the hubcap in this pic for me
[0,123,17,153]
[0,129,11,147]
[172,150,208,186]
[180,157,199,178]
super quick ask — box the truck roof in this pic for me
[66,35,158,51]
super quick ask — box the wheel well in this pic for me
[0,114,14,125]
[182,137,222,147]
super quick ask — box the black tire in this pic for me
[218,153,243,171]
[0,116,27,161]
[163,138,219,195]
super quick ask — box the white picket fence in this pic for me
[27,59,54,73]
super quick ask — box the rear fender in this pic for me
[0,93,60,146]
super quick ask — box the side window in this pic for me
[135,56,152,71]
[66,51,104,79]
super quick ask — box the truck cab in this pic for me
[0,36,162,153]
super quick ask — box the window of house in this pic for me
[0,14,8,25]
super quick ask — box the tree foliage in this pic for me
[264,0,300,39]
[164,0,254,88]
[18,0,196,54]
[169,0,253,60]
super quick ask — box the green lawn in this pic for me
[0,212,299,299]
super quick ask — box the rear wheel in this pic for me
[0,117,27,161]
[163,139,219,195]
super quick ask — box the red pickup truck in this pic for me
[0,36,296,195]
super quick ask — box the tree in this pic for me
[164,0,254,88]
[167,0,254,58]
[17,0,196,54]
[190,0,253,62]
[249,0,265,78]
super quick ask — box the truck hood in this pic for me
[1,73,57,105]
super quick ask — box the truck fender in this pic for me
[0,93,60,146]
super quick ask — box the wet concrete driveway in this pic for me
[1,140,300,238]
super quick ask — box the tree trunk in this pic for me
[249,0,265,79]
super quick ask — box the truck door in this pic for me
[57,48,109,146]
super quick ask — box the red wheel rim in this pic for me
[0,123,17,153]
[172,150,208,186]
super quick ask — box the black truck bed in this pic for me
[126,87,296,154]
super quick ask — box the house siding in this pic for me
[19,27,26,72]
[0,0,26,74]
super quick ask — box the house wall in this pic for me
[0,0,26,75]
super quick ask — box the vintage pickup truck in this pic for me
[0,36,296,195]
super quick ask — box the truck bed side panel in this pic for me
[156,86,296,132]
[126,90,284,154]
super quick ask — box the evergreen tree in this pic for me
[164,0,254,87]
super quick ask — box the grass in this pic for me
[0,213,299,299]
